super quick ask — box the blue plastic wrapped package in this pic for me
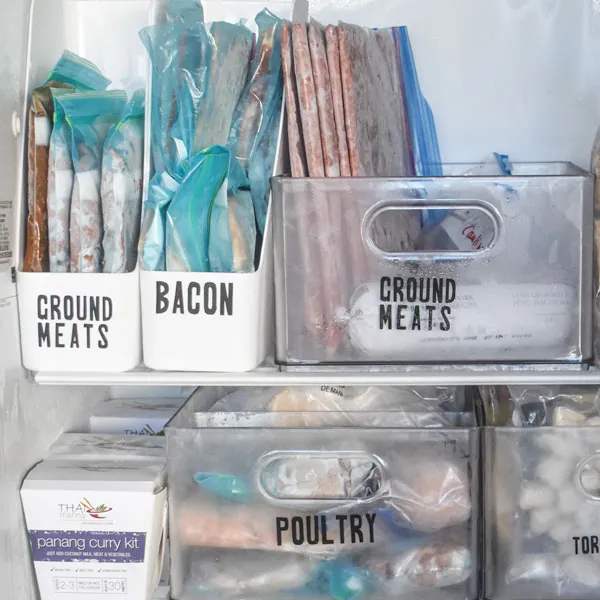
[193,21,253,153]
[140,170,181,271]
[228,9,284,235]
[165,146,256,273]
[394,27,443,229]
[166,146,229,272]
[172,23,214,163]
[58,91,127,273]
[27,51,110,273]
[210,158,256,273]
[140,22,181,174]
[101,90,145,273]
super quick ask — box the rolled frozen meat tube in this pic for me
[177,498,346,557]
[188,550,316,594]
[361,543,472,591]
[386,457,471,533]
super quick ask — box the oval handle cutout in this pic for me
[577,453,600,502]
[256,451,384,503]
[362,200,501,261]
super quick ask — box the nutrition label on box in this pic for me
[53,577,127,594]
[0,200,12,267]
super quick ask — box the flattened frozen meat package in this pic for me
[325,24,351,177]
[281,21,307,177]
[228,9,284,235]
[101,90,145,273]
[338,22,412,177]
[59,90,127,273]
[193,21,253,153]
[308,19,340,178]
[292,22,324,177]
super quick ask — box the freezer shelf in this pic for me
[34,365,600,386]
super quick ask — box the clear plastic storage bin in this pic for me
[485,427,600,600]
[166,388,480,600]
[273,163,593,367]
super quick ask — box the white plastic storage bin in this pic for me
[15,0,150,372]
[139,0,299,373]
[140,212,274,372]
[485,426,600,600]
[273,164,594,367]
[166,387,480,600]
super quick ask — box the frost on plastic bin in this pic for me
[166,387,480,600]
[14,0,150,372]
[273,163,594,367]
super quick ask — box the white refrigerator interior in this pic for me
[2,0,600,598]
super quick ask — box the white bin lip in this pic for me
[272,161,591,184]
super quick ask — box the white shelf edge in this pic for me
[34,367,600,386]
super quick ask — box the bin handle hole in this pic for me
[577,453,600,501]
[361,199,502,262]
[254,450,385,504]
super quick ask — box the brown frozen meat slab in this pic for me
[308,19,340,178]
[339,23,420,252]
[338,22,412,178]
[282,21,307,178]
[325,25,351,177]
[292,23,324,178]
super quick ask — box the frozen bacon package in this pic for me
[101,90,145,273]
[139,5,285,274]
[166,391,478,600]
[58,90,127,273]
[26,50,110,273]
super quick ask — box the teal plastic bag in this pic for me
[193,472,253,503]
[101,90,145,273]
[45,50,111,91]
[140,22,181,174]
[209,156,256,273]
[228,9,284,235]
[193,21,253,154]
[165,146,257,273]
[173,23,214,163]
[59,90,127,273]
[166,146,230,272]
[140,170,181,271]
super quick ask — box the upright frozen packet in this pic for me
[193,21,253,153]
[139,170,181,271]
[47,89,76,273]
[228,9,284,235]
[25,50,110,272]
[140,22,181,174]
[58,91,127,273]
[101,90,145,273]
